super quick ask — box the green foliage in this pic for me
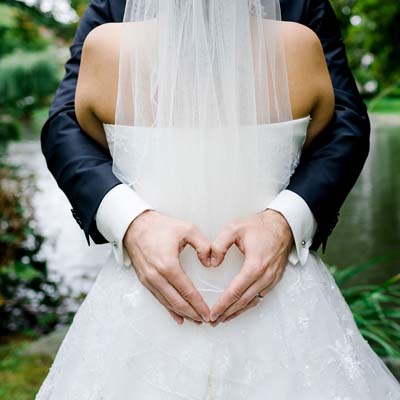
[0,164,73,336]
[0,6,49,58]
[331,0,400,93]
[0,0,77,41]
[331,256,400,358]
[70,0,89,17]
[0,120,21,147]
[0,49,61,118]
[366,97,400,114]
[0,340,51,400]
[0,4,15,27]
[352,1,400,88]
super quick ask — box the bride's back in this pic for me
[75,20,334,149]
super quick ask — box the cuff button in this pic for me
[301,240,306,248]
[113,241,118,249]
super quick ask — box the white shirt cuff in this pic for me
[96,184,154,267]
[267,190,317,266]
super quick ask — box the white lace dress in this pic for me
[36,117,400,399]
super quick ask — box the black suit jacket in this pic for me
[41,0,370,251]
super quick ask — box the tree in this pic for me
[331,0,400,95]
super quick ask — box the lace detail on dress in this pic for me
[36,251,400,399]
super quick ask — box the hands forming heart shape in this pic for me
[123,209,294,326]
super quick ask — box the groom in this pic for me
[42,0,370,325]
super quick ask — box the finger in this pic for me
[149,281,201,324]
[145,281,185,324]
[210,258,260,321]
[222,297,260,323]
[217,272,275,321]
[166,264,210,322]
[152,271,206,322]
[184,226,212,268]
[211,223,237,267]
[218,281,272,322]
[167,309,184,324]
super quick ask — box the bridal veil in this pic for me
[110,0,298,239]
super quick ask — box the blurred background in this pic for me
[0,1,399,398]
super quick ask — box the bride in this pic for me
[37,0,400,398]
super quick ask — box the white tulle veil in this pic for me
[111,0,295,241]
[115,0,292,127]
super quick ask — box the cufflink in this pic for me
[301,240,306,248]
[113,241,118,249]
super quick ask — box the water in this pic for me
[324,115,400,284]
[6,141,112,298]
[5,115,400,293]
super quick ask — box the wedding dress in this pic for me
[36,0,400,398]
[36,117,400,399]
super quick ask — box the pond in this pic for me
[6,114,400,295]
[324,115,400,284]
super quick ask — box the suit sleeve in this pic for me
[287,0,371,251]
[41,0,120,245]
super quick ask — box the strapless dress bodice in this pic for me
[103,116,310,234]
[103,116,311,301]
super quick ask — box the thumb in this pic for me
[185,228,212,268]
[211,225,237,267]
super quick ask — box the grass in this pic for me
[0,339,52,400]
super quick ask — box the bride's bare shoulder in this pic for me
[76,21,156,122]
[80,22,123,80]
[75,23,123,131]
[76,21,157,146]
[281,22,330,77]
[280,21,334,140]
[81,20,156,61]
[281,21,321,48]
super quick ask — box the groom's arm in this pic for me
[269,0,370,260]
[41,0,153,248]
[285,0,370,252]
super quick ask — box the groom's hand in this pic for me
[123,211,211,325]
[209,209,293,324]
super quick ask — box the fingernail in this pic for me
[207,256,212,267]
[210,313,219,322]
[202,314,210,322]
[211,256,218,267]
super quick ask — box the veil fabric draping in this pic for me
[115,0,292,128]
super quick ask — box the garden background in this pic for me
[0,1,399,398]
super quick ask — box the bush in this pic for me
[0,49,60,118]
[0,119,21,146]
[0,164,72,336]
[332,257,400,359]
